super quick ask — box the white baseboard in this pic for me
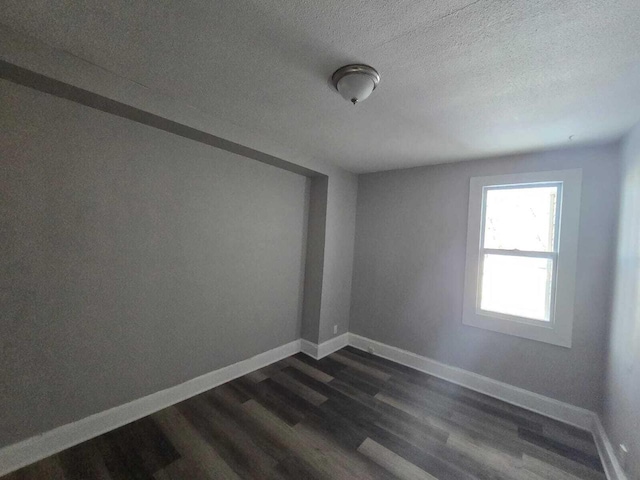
[318,333,350,359]
[350,333,632,479]
[301,333,349,360]
[0,339,302,477]
[591,415,629,480]
[348,333,594,430]
[300,339,319,358]
[1,332,626,480]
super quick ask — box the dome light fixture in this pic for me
[331,64,380,105]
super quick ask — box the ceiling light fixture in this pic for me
[331,64,380,105]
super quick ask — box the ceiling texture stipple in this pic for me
[2,0,639,173]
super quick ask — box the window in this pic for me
[463,170,582,347]
[479,184,560,322]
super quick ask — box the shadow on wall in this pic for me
[605,125,640,478]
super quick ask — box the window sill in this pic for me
[462,309,572,348]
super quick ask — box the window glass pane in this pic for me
[480,254,552,321]
[483,185,559,252]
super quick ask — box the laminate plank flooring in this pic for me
[2,347,606,480]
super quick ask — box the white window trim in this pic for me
[462,169,582,348]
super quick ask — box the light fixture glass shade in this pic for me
[331,64,380,105]
[336,74,375,104]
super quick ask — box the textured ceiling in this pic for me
[2,0,639,172]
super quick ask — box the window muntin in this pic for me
[477,183,561,323]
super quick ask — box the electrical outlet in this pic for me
[333,325,338,334]
[618,444,628,470]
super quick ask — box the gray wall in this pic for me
[0,79,309,447]
[301,177,327,343]
[0,26,359,350]
[604,124,640,478]
[350,144,620,411]
[318,173,358,343]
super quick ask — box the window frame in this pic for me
[462,169,582,348]
[477,182,562,324]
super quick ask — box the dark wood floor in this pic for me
[3,347,606,480]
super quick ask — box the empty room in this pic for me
[0,1,638,479]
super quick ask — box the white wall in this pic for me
[604,124,640,479]
[350,144,620,411]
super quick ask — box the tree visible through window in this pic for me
[478,183,561,322]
